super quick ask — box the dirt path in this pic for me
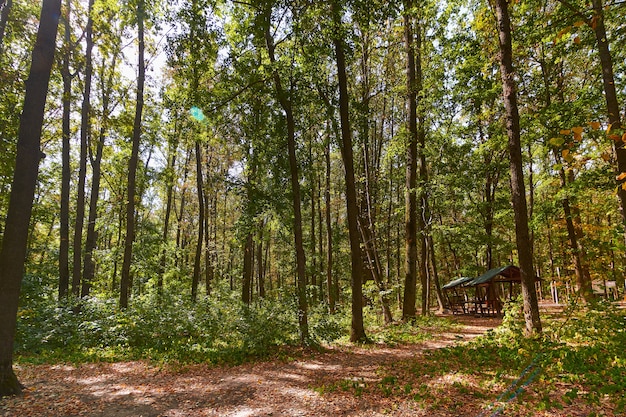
[0,315,501,417]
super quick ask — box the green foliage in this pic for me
[423,301,626,413]
[15,291,301,364]
[14,286,357,365]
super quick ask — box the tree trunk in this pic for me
[80,0,98,298]
[58,0,71,299]
[262,5,308,342]
[0,0,61,397]
[402,0,418,321]
[191,141,204,302]
[120,0,145,309]
[0,0,12,53]
[494,0,541,335]
[331,0,366,342]
[72,0,95,297]
[158,135,178,295]
[428,234,445,312]
[589,0,626,234]
[416,13,429,316]
[242,233,253,304]
[324,137,335,313]
[256,219,265,298]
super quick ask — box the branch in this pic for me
[555,0,591,23]
[205,77,269,114]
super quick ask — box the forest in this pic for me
[0,0,625,414]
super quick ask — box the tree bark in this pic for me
[120,0,145,309]
[72,0,95,297]
[324,137,335,313]
[58,0,71,299]
[158,135,178,295]
[192,141,204,302]
[0,0,62,396]
[80,0,98,298]
[242,232,253,304]
[402,0,418,321]
[331,0,366,342]
[0,0,12,54]
[494,0,541,335]
[590,0,626,241]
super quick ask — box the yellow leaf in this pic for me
[601,153,611,161]
[573,133,582,141]
[588,121,601,130]
[564,153,574,163]
[549,137,565,147]
[574,36,581,44]
[622,132,626,142]
[572,126,584,134]
[562,149,570,158]
[609,134,621,141]
[607,123,613,134]
[617,173,626,181]
[573,21,585,27]
[557,27,571,39]
[622,183,626,191]
[560,129,571,135]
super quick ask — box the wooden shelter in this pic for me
[442,265,532,317]
[467,265,523,316]
[442,276,474,314]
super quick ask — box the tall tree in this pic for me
[120,0,146,308]
[331,0,366,342]
[260,1,309,342]
[58,0,71,299]
[80,0,97,298]
[72,0,96,296]
[0,0,62,396]
[83,45,117,298]
[494,0,541,335]
[402,0,419,320]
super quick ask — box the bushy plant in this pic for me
[15,288,303,364]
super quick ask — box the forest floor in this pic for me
[0,309,616,417]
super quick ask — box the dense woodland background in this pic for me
[0,0,625,351]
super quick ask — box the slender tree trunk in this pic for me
[58,0,71,299]
[242,233,253,304]
[262,5,308,342]
[158,136,178,295]
[324,138,335,312]
[120,0,145,309]
[0,0,12,54]
[317,175,324,301]
[257,218,265,298]
[494,0,541,335]
[403,0,418,321]
[588,0,626,235]
[191,141,204,302]
[428,234,445,312]
[331,0,366,342]
[72,0,95,297]
[0,0,62,396]
[80,0,98,298]
[175,149,191,268]
[204,185,213,296]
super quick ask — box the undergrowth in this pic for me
[14,289,337,365]
[420,298,626,414]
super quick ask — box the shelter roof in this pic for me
[469,265,521,286]
[442,276,474,290]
